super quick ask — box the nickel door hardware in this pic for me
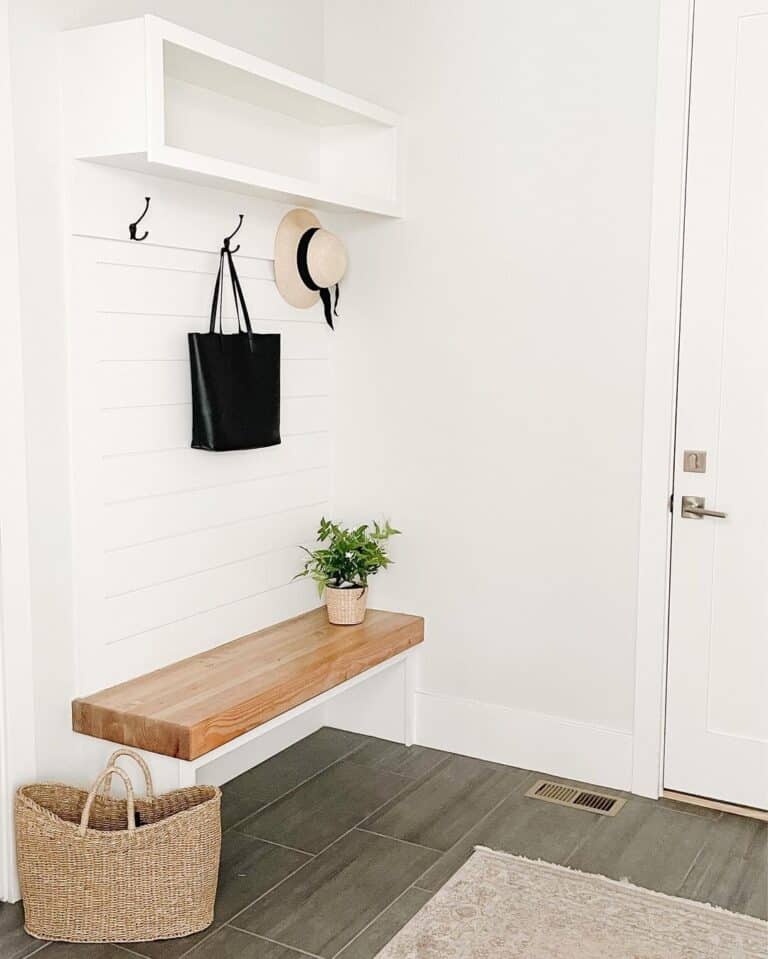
[681,496,728,519]
[683,450,707,473]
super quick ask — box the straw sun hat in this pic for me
[274,208,347,329]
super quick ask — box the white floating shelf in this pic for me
[61,16,403,217]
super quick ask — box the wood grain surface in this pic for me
[72,608,424,760]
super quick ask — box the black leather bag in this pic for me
[189,247,281,451]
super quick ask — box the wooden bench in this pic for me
[72,608,424,786]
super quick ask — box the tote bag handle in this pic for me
[99,748,155,801]
[79,765,136,836]
[208,247,254,336]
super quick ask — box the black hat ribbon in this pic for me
[296,227,340,330]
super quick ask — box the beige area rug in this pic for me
[376,847,768,959]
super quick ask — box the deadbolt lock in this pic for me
[683,450,707,473]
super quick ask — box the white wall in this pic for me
[7,0,326,787]
[324,0,660,789]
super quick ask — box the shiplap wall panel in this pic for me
[103,433,329,501]
[105,502,324,596]
[93,259,297,320]
[68,170,333,692]
[96,315,330,361]
[98,358,329,408]
[103,468,330,549]
[100,396,330,455]
[105,546,300,643]
[95,242,275,277]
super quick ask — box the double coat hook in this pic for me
[223,214,244,254]
[129,197,151,242]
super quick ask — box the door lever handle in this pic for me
[681,496,728,519]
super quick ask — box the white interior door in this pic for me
[664,0,768,810]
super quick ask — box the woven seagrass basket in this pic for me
[326,585,368,625]
[15,749,221,943]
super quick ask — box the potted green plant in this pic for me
[296,517,400,625]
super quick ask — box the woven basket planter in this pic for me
[326,585,368,625]
[15,749,221,943]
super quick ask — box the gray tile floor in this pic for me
[2,727,766,959]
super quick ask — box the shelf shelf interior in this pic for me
[162,41,398,205]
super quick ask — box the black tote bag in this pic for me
[189,247,281,451]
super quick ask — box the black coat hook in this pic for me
[129,197,151,241]
[223,214,244,253]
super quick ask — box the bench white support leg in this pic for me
[178,762,197,788]
[403,652,417,747]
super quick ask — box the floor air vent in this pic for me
[525,779,626,817]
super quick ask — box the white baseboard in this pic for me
[416,690,633,792]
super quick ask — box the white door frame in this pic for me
[0,0,37,902]
[632,0,696,799]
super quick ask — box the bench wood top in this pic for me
[71,608,424,760]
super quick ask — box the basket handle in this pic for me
[99,748,154,801]
[79,765,136,836]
